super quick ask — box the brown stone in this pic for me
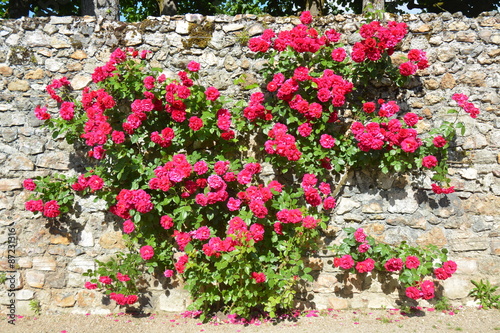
[423,108,432,118]
[67,62,83,72]
[25,270,45,288]
[362,202,383,214]
[458,72,486,87]
[7,80,30,92]
[463,194,500,215]
[6,154,34,171]
[491,240,500,256]
[424,78,439,90]
[440,73,456,89]
[36,151,70,170]
[50,234,71,245]
[77,290,96,307]
[71,74,92,90]
[416,227,447,248]
[70,50,88,60]
[313,274,338,293]
[488,49,500,58]
[414,24,431,33]
[99,231,125,249]
[328,296,350,310]
[0,178,22,191]
[54,292,76,307]
[0,64,13,76]
[24,68,44,80]
[456,32,476,43]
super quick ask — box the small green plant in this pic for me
[29,299,42,316]
[469,279,500,309]
[0,272,7,284]
[434,296,453,311]
[378,316,392,324]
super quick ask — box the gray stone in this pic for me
[36,151,70,170]
[71,74,92,90]
[26,270,45,288]
[124,29,142,46]
[25,31,50,47]
[67,258,95,274]
[32,257,57,271]
[335,198,360,214]
[157,289,190,312]
[50,16,74,25]
[222,23,244,32]
[16,289,34,300]
[175,21,190,34]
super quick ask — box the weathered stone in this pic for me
[124,29,142,46]
[306,257,324,271]
[0,179,22,191]
[70,50,88,60]
[67,258,95,273]
[99,231,125,249]
[71,74,92,90]
[36,151,70,170]
[50,234,71,245]
[327,296,350,310]
[79,230,94,247]
[6,154,34,171]
[7,80,30,91]
[458,72,486,87]
[414,24,431,33]
[463,194,500,215]
[361,202,383,214]
[437,48,456,62]
[491,239,500,256]
[454,259,478,274]
[416,227,447,248]
[54,292,76,307]
[158,289,190,311]
[50,16,73,25]
[336,198,360,214]
[449,236,489,252]
[32,257,57,271]
[16,289,34,300]
[24,68,45,80]
[0,64,13,76]
[443,277,471,299]
[175,21,190,34]
[440,73,456,89]
[424,78,439,90]
[76,290,96,307]
[45,58,62,72]
[222,23,244,32]
[25,270,45,288]
[17,258,32,268]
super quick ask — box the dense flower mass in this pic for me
[24,13,476,315]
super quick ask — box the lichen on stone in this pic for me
[9,46,37,65]
[182,21,215,49]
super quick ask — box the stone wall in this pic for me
[0,11,499,315]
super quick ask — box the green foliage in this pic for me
[469,279,500,309]
[434,296,453,311]
[0,272,6,284]
[29,299,42,316]
[25,14,477,321]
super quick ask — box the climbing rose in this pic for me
[299,11,313,25]
[43,200,60,218]
[405,286,421,300]
[99,276,112,285]
[443,260,457,275]
[23,179,36,191]
[384,258,403,272]
[140,245,154,260]
[205,87,220,101]
[164,269,174,278]
[356,258,375,273]
[405,256,420,269]
[187,61,200,72]
[422,155,438,168]
[338,254,355,270]
[433,136,447,148]
[123,220,135,234]
[85,282,98,289]
[252,272,266,283]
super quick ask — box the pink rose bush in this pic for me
[25,13,476,320]
[333,227,457,304]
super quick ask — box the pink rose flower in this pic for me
[140,245,154,260]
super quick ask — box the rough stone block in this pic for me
[25,270,45,288]
[32,257,57,271]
